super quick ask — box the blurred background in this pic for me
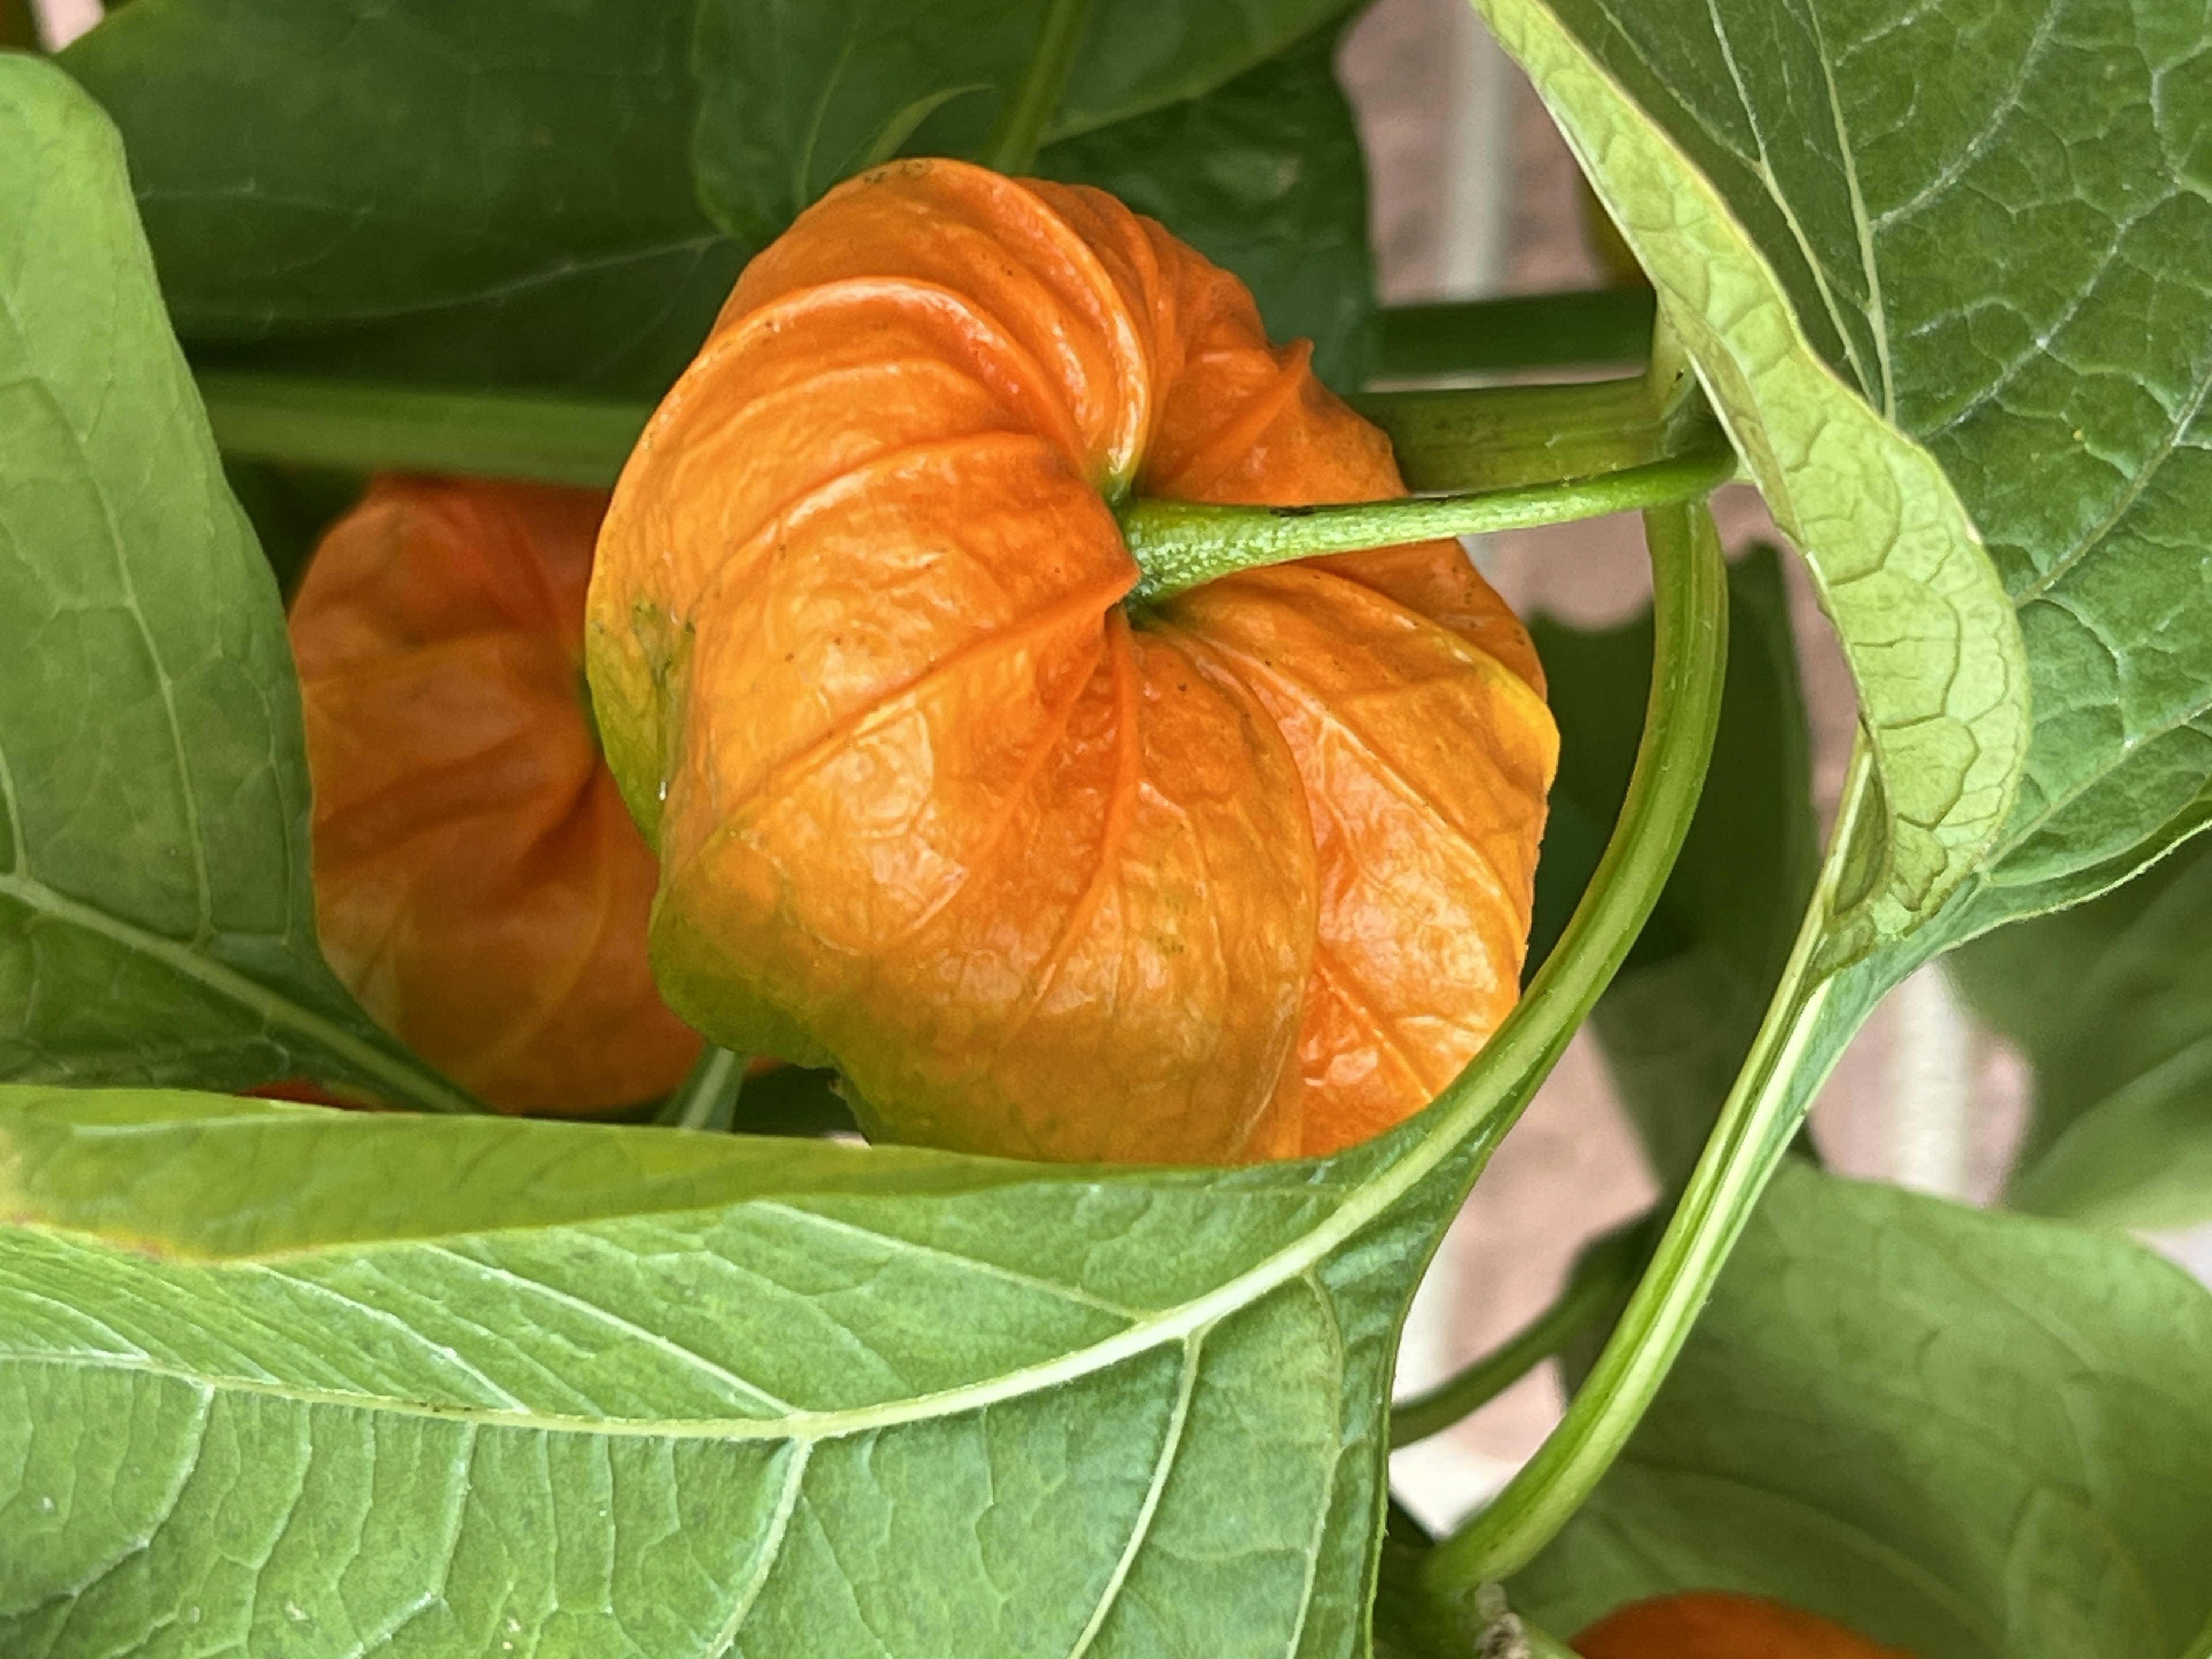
[22,0,2210,1539]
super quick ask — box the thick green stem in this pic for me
[658,1047,749,1132]
[191,347,1698,497]
[1375,289,1654,380]
[981,0,1092,174]
[1352,376,1698,494]
[1425,751,1880,1591]
[1121,446,1734,605]
[1389,1214,1651,1448]
[199,372,651,490]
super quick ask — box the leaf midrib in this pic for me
[0,1058,1487,1444]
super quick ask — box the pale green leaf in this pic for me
[60,0,741,398]
[1478,0,2032,959]
[1514,1162,2212,1659]
[0,55,467,1111]
[0,1081,1506,1656]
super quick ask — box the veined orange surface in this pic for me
[589,158,1556,1163]
[1575,1592,1915,1658]
[293,477,703,1113]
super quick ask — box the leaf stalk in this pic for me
[1388,1213,1652,1448]
[658,1046,749,1132]
[1425,746,1881,1589]
[980,0,1093,174]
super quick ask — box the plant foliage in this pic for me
[2,0,2210,1649]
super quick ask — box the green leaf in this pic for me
[1476,0,2032,960]
[690,0,1353,241]
[0,1078,1495,1656]
[0,54,468,1112]
[1484,0,2212,951]
[0,445,1731,1657]
[1513,1161,2212,1659]
[1037,26,1376,391]
[1535,548,1818,1189]
[1952,834,2212,1228]
[59,0,741,399]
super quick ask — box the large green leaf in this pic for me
[1037,26,1376,391]
[1535,548,1818,1189]
[1952,835,2212,1228]
[59,0,741,398]
[1513,1161,2212,1658]
[690,0,1351,239]
[1478,0,2031,961]
[1487,0,2212,950]
[0,1081,1505,1656]
[0,484,1729,1658]
[0,55,467,1111]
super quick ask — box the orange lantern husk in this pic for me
[589,158,1557,1163]
[292,476,703,1113]
[1575,1591,1917,1657]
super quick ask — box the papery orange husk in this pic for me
[588,157,1556,1163]
[292,476,703,1113]
[1575,1592,1916,1658]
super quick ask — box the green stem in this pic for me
[1351,376,1697,494]
[1427,498,1726,1201]
[199,372,650,490]
[190,350,1693,497]
[1521,1620,1583,1659]
[1376,289,1654,379]
[1425,751,1878,1591]
[980,0,1092,174]
[1389,1214,1651,1448]
[1122,446,1735,606]
[658,1046,749,1132]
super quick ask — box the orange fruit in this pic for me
[1575,1591,1915,1658]
[589,158,1555,1162]
[292,476,702,1112]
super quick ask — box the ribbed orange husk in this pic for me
[1575,1592,1916,1658]
[293,476,703,1113]
[589,158,1556,1162]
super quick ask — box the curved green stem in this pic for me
[1427,498,1726,1196]
[658,1046,749,1132]
[981,0,1092,174]
[1389,1214,1652,1448]
[1122,446,1736,605]
[1425,750,1880,1591]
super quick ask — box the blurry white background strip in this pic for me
[31,0,100,49]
